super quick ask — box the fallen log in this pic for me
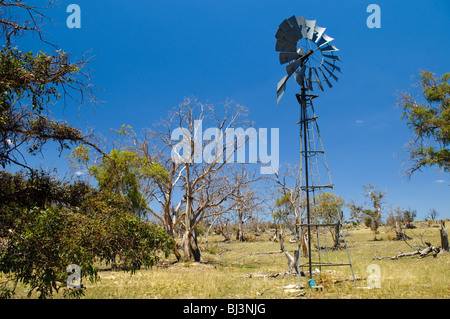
[373,242,440,260]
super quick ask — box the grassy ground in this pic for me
[10,222,450,299]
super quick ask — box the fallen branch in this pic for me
[236,250,282,260]
[239,273,281,278]
[240,271,298,278]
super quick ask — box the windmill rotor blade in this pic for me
[295,64,307,86]
[277,83,286,104]
[305,19,316,40]
[323,53,341,61]
[276,39,297,53]
[324,60,341,73]
[275,16,341,98]
[279,52,300,65]
[318,67,333,88]
[278,20,298,42]
[322,64,339,82]
[275,28,298,46]
[296,16,307,38]
[312,25,326,43]
[287,15,303,40]
[277,75,288,93]
[313,68,324,91]
[286,57,303,77]
[316,34,334,47]
[320,44,339,52]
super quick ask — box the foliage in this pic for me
[0,170,174,299]
[400,70,450,176]
[348,185,386,240]
[273,194,294,224]
[88,148,169,218]
[275,193,294,213]
[314,192,345,223]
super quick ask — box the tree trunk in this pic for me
[440,220,449,252]
[301,229,308,257]
[182,230,201,262]
[182,179,202,262]
[163,202,182,261]
[333,221,340,248]
[284,250,299,274]
[279,227,299,274]
[271,223,278,242]
[205,216,219,249]
[237,212,245,242]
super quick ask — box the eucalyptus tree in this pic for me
[399,70,450,176]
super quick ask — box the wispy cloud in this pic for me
[355,120,365,125]
[435,179,447,183]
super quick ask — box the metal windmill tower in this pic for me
[275,15,356,287]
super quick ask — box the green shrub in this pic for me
[0,170,174,299]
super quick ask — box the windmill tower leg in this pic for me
[299,83,313,281]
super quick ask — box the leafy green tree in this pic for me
[314,192,345,223]
[399,70,450,176]
[88,148,168,219]
[314,192,345,248]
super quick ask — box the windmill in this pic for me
[275,16,356,287]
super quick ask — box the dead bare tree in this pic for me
[386,206,413,241]
[146,97,253,261]
[228,166,265,242]
[272,164,308,256]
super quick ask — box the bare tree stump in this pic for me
[279,230,299,274]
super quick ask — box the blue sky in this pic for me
[18,0,450,219]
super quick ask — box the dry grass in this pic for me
[9,222,450,299]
